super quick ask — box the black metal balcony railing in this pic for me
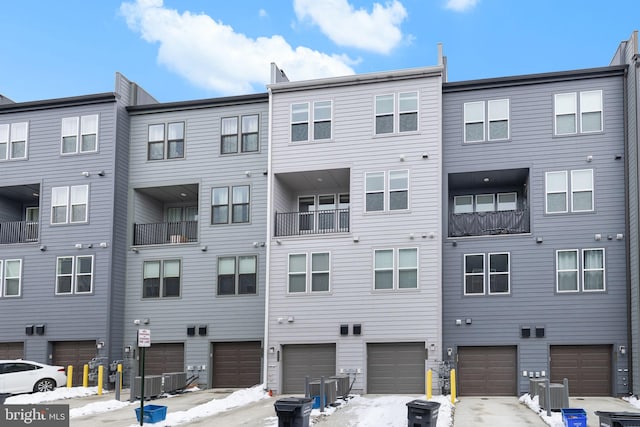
[0,221,38,244]
[133,221,198,245]
[275,209,350,237]
[449,209,530,237]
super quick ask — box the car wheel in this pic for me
[33,378,56,393]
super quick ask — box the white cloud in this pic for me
[259,9,267,18]
[120,0,356,95]
[293,0,407,54]
[445,0,479,12]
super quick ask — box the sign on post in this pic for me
[138,329,151,348]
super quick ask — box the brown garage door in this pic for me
[550,345,611,396]
[0,342,24,359]
[52,341,97,386]
[282,344,336,393]
[143,343,184,375]
[212,341,261,388]
[367,342,425,394]
[458,346,517,396]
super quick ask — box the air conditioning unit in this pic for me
[538,382,569,410]
[529,378,546,396]
[309,379,337,406]
[133,375,163,399]
[329,375,350,398]
[163,372,187,393]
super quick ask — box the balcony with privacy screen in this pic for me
[132,184,199,246]
[273,168,350,237]
[0,184,40,244]
[448,168,530,237]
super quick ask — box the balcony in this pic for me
[0,221,38,243]
[133,220,198,245]
[275,208,350,237]
[449,209,530,237]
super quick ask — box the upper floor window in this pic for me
[221,115,259,154]
[51,185,88,224]
[1,259,22,297]
[288,252,330,293]
[148,122,185,160]
[375,92,418,135]
[217,255,257,295]
[374,248,418,290]
[56,255,93,295]
[0,122,28,160]
[365,170,409,212]
[453,192,517,214]
[464,99,509,142]
[545,169,593,214]
[143,259,181,298]
[464,252,510,295]
[61,115,98,154]
[554,90,603,135]
[291,101,332,142]
[556,248,605,292]
[211,185,250,224]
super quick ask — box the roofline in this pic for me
[0,92,117,113]
[127,92,269,114]
[443,65,627,92]
[268,65,444,93]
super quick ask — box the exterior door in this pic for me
[367,342,425,393]
[550,345,611,396]
[457,346,517,396]
[282,344,336,393]
[211,341,261,388]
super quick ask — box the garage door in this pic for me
[282,344,336,393]
[143,343,184,375]
[367,342,425,394]
[212,341,261,388]
[0,342,24,359]
[457,346,517,396]
[52,341,97,386]
[550,345,611,396]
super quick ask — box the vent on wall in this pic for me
[340,324,349,336]
[353,324,362,335]
[187,326,196,337]
[535,327,545,338]
[521,326,531,338]
[198,325,208,336]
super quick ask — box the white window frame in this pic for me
[1,259,22,297]
[0,122,28,160]
[142,259,181,299]
[61,115,98,154]
[373,248,418,291]
[312,101,332,140]
[375,94,395,135]
[546,170,594,214]
[583,248,605,292]
[545,171,569,214]
[287,252,330,294]
[580,90,603,133]
[488,99,510,141]
[464,253,485,295]
[554,93,577,135]
[389,170,409,211]
[555,91,603,135]
[211,185,250,224]
[497,192,517,211]
[488,252,510,295]
[216,255,258,296]
[55,255,93,295]
[556,249,579,293]
[291,103,310,142]
[365,171,385,212]
[51,185,89,224]
[365,170,409,213]
[398,91,419,133]
[454,195,474,214]
[475,194,495,212]
[464,101,485,143]
[571,169,594,212]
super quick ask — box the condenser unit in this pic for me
[529,378,546,396]
[329,375,350,398]
[163,372,187,393]
[309,379,337,406]
[538,382,569,410]
[133,375,163,399]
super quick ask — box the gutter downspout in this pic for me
[262,86,274,391]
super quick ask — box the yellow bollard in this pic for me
[83,365,89,388]
[426,369,432,400]
[117,363,123,391]
[97,365,104,395]
[450,369,457,404]
[66,365,73,388]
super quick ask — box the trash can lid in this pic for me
[276,397,312,403]
[406,399,441,409]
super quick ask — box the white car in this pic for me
[0,360,67,394]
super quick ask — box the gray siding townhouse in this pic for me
[611,30,640,395]
[124,94,269,388]
[0,73,155,386]
[442,66,628,396]
[265,62,444,394]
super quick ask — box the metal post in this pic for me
[304,376,310,398]
[67,365,73,388]
[83,364,89,388]
[545,378,551,417]
[563,377,570,408]
[115,371,121,401]
[140,346,145,426]
[426,369,432,400]
[320,376,325,413]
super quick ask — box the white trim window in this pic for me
[464,99,509,143]
[217,255,257,295]
[375,92,419,135]
[221,115,259,154]
[0,122,28,160]
[464,101,484,142]
[313,101,332,140]
[554,90,603,135]
[61,115,98,154]
[489,253,510,294]
[399,92,418,132]
[147,122,185,160]
[288,252,330,293]
[497,192,517,211]
[365,170,409,212]
[211,185,250,224]
[464,253,485,295]
[464,253,510,295]
[488,99,510,140]
[143,259,181,298]
[291,103,310,142]
[1,259,22,297]
[51,185,89,224]
[56,255,93,295]
[556,248,605,292]
[454,195,474,214]
[475,194,495,213]
[545,169,593,214]
[291,101,332,142]
[374,248,418,290]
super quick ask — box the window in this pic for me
[454,195,473,214]
[56,256,93,295]
[374,248,418,290]
[375,92,419,135]
[291,103,309,142]
[51,185,88,224]
[211,185,250,224]
[241,115,259,152]
[217,255,257,295]
[143,259,181,298]
[0,259,22,297]
[464,253,510,295]
[221,115,259,154]
[464,99,509,142]
[0,122,28,160]
[545,170,593,213]
[61,115,98,154]
[497,193,517,211]
[313,101,332,140]
[365,170,409,212]
[554,90,603,135]
[147,122,185,160]
[290,101,332,142]
[288,252,330,293]
[455,192,517,213]
[475,194,495,212]
[557,249,605,292]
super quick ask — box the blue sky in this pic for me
[1,0,639,103]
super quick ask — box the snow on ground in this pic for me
[4,386,104,405]
[520,393,574,427]
[625,395,640,409]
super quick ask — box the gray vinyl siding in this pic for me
[125,97,268,387]
[267,68,443,393]
[442,69,628,395]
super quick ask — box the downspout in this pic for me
[623,62,632,394]
[262,86,274,390]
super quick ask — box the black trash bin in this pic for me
[595,411,640,427]
[0,393,10,404]
[407,399,440,427]
[274,397,313,427]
